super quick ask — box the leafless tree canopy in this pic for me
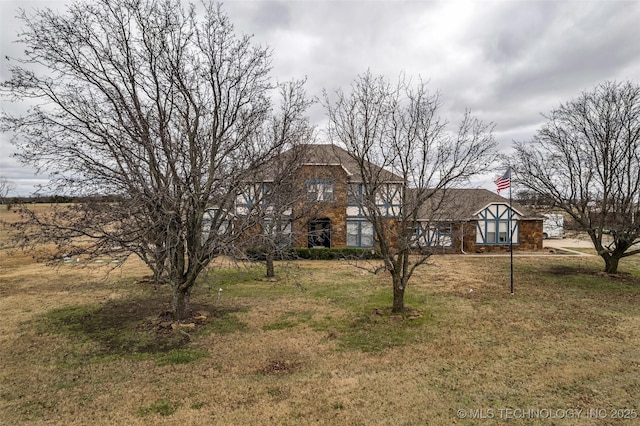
[1,0,312,319]
[0,177,15,205]
[513,80,640,273]
[325,72,496,312]
[234,144,315,278]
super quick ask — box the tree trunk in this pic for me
[266,252,275,278]
[589,232,622,275]
[172,285,192,320]
[603,254,620,274]
[391,275,405,313]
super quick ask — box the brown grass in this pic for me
[1,207,639,425]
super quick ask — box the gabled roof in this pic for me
[255,144,404,183]
[301,144,405,182]
[415,188,543,221]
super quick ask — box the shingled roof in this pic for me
[256,144,404,183]
[415,188,543,221]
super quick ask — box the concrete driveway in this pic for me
[542,234,611,256]
[543,238,594,249]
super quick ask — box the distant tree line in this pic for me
[513,190,556,208]
[7,195,124,205]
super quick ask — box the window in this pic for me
[376,184,402,217]
[475,204,519,245]
[262,218,292,247]
[261,182,273,206]
[498,221,509,243]
[235,185,257,216]
[412,223,453,248]
[483,220,509,244]
[348,183,362,205]
[306,179,334,202]
[347,220,374,247]
[486,221,496,243]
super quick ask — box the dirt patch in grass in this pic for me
[547,264,640,283]
[37,295,251,357]
[547,264,590,275]
[261,358,304,375]
[40,298,186,355]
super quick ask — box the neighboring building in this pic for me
[235,144,543,253]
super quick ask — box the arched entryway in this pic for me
[308,218,331,248]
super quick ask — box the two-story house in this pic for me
[235,144,543,253]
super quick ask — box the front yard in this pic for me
[1,229,639,424]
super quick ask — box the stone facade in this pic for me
[456,219,544,253]
[291,164,349,248]
[518,219,545,250]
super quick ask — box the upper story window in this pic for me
[236,183,270,216]
[348,183,362,205]
[235,185,258,216]
[347,182,402,217]
[261,182,273,205]
[306,179,334,202]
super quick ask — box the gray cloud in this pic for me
[2,0,639,194]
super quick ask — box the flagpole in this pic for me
[509,179,514,295]
[494,167,514,295]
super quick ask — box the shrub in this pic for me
[245,247,381,261]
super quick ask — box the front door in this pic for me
[308,219,331,248]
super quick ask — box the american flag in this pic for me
[494,168,511,194]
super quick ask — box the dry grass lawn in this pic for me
[1,206,639,425]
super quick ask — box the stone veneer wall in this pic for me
[519,219,544,250]
[449,219,543,254]
[292,164,349,248]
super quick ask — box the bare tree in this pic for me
[238,176,299,278]
[513,80,640,274]
[235,113,315,278]
[0,176,15,207]
[1,0,311,319]
[324,72,496,313]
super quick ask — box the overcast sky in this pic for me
[1,0,639,195]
